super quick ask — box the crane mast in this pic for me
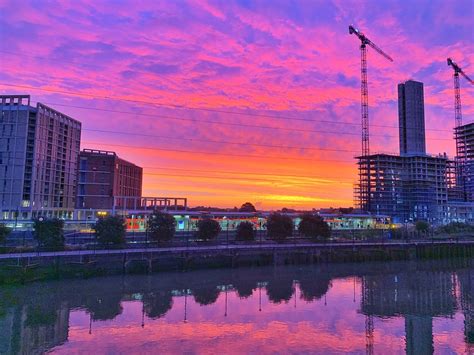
[349,25,393,212]
[447,58,474,201]
[448,58,474,155]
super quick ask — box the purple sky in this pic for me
[1,0,473,208]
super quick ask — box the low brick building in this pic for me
[76,149,142,210]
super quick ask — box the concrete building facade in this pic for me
[0,95,81,220]
[454,122,474,202]
[355,80,458,224]
[356,153,450,223]
[398,80,426,156]
[76,149,143,210]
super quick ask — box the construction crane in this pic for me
[447,58,474,151]
[447,58,474,128]
[447,58,474,201]
[349,25,393,211]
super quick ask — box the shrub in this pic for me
[196,218,221,241]
[266,213,293,243]
[93,215,126,245]
[298,214,331,240]
[236,221,255,241]
[415,221,429,233]
[147,211,176,242]
[0,224,12,244]
[437,222,474,235]
[33,218,65,249]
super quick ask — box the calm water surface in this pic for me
[1,259,473,354]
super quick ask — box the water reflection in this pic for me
[0,259,473,354]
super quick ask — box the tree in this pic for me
[266,275,294,304]
[416,221,430,235]
[235,221,255,241]
[143,291,173,319]
[239,202,257,212]
[93,215,126,245]
[298,214,331,240]
[192,286,221,306]
[266,213,293,243]
[196,218,221,241]
[0,224,12,244]
[147,211,176,242]
[33,218,65,249]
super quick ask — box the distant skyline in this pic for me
[1,0,473,209]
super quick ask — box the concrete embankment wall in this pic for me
[1,242,473,284]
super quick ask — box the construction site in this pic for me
[350,26,474,224]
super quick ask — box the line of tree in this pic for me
[266,212,331,243]
[298,213,331,240]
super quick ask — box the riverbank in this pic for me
[1,240,473,285]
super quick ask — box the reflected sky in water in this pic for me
[0,259,472,354]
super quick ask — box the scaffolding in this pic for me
[455,123,474,202]
[355,153,450,223]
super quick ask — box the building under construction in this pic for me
[355,153,452,223]
[455,122,474,202]
[355,80,456,223]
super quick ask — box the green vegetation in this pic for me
[0,224,12,244]
[266,213,293,243]
[196,218,221,241]
[147,211,176,242]
[33,218,65,249]
[437,222,474,235]
[93,215,126,245]
[236,221,256,241]
[298,214,331,240]
[239,202,257,212]
[415,221,429,232]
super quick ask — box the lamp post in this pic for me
[223,216,228,247]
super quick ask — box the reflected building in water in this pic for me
[458,269,473,347]
[360,268,457,354]
[0,302,69,354]
[1,261,473,354]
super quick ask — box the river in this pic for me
[0,258,473,354]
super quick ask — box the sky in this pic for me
[0,0,473,210]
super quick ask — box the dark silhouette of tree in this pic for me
[0,223,11,244]
[93,215,126,245]
[147,211,176,242]
[85,293,123,321]
[33,218,65,249]
[415,221,429,234]
[196,218,221,241]
[235,221,255,241]
[143,291,173,319]
[192,286,221,306]
[298,276,332,302]
[239,202,257,212]
[298,214,331,240]
[267,213,293,243]
[233,279,257,299]
[266,276,294,304]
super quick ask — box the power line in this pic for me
[143,171,354,184]
[56,102,452,140]
[81,141,358,162]
[0,82,455,133]
[83,128,358,153]
[142,165,356,181]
